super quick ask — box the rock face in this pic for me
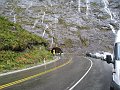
[0,0,119,54]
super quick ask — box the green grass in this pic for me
[0,16,53,72]
[0,47,53,71]
[0,16,47,51]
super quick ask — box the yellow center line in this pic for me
[0,60,72,90]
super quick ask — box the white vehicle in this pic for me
[89,52,104,59]
[101,52,113,61]
[94,52,102,59]
[106,30,120,90]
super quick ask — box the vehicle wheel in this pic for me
[110,86,114,90]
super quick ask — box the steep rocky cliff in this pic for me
[0,0,119,54]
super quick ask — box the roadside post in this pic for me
[43,58,46,70]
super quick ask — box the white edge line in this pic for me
[69,57,93,90]
[0,58,58,77]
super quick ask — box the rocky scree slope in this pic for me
[0,0,120,54]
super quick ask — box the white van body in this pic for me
[101,52,113,60]
[110,30,120,90]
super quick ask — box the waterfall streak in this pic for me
[109,24,116,34]
[48,0,52,7]
[78,0,81,12]
[14,14,17,23]
[42,12,46,24]
[32,19,39,29]
[42,25,49,38]
[102,0,113,20]
[26,2,33,11]
[86,0,90,16]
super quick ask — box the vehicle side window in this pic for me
[114,43,117,60]
[117,43,120,60]
[114,43,120,60]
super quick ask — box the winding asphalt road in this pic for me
[0,55,112,90]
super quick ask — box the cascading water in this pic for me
[86,0,90,16]
[50,24,54,48]
[112,12,118,23]
[109,24,116,34]
[42,12,46,24]
[26,1,33,11]
[50,34,54,48]
[1,0,119,54]
[54,16,58,24]
[102,0,118,34]
[50,15,58,48]
[10,10,14,15]
[48,0,52,7]
[13,14,17,23]
[69,0,73,10]
[102,0,113,20]
[42,24,49,38]
[32,19,39,29]
[78,0,81,12]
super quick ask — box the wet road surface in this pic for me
[0,55,112,90]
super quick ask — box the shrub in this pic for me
[0,16,53,71]
[0,16,47,51]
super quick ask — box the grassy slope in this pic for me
[0,16,53,72]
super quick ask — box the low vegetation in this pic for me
[0,16,53,72]
[64,38,73,48]
[77,33,89,47]
[58,18,68,28]
[97,15,110,20]
[76,25,90,30]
